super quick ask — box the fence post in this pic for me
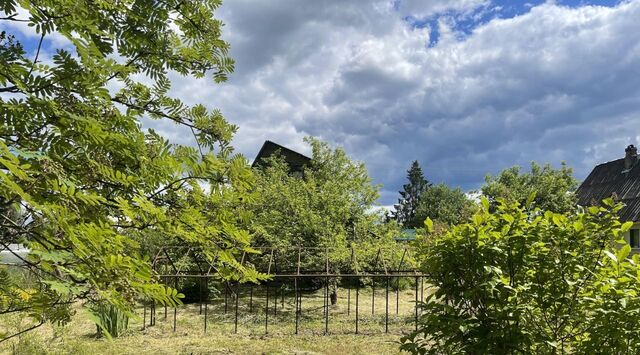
[249,284,253,313]
[295,276,299,335]
[204,276,208,333]
[385,276,389,333]
[355,277,359,334]
[265,284,269,334]
[325,276,329,335]
[173,276,177,332]
[234,281,240,334]
[414,276,419,331]
[372,280,375,315]
[142,303,146,331]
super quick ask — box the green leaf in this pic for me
[604,250,618,263]
[621,221,634,233]
[424,217,434,233]
[481,196,490,211]
[573,221,584,232]
[526,191,537,208]
[617,244,631,262]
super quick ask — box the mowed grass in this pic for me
[1,284,430,355]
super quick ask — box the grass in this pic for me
[1,284,428,355]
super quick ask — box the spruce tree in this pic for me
[392,161,430,228]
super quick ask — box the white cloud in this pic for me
[397,0,491,18]
[201,0,640,204]
[7,0,638,205]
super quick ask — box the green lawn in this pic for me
[1,286,426,354]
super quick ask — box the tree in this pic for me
[392,161,430,228]
[402,197,640,354]
[249,137,406,302]
[0,0,257,340]
[251,137,381,251]
[482,161,577,213]
[414,183,476,226]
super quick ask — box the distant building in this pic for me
[576,144,640,248]
[252,140,311,174]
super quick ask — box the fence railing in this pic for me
[147,246,428,335]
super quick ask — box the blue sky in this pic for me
[3,0,640,206]
[406,0,624,46]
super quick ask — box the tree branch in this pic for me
[0,321,44,344]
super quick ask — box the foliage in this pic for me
[89,303,128,339]
[249,138,411,278]
[401,197,640,354]
[0,0,259,340]
[415,183,476,226]
[250,137,379,249]
[482,162,578,213]
[391,161,431,228]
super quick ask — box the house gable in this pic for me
[252,140,311,173]
[576,145,640,222]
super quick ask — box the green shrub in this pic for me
[89,303,129,339]
[401,196,640,354]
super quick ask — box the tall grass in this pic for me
[89,303,129,338]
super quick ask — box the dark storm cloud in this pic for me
[179,0,640,205]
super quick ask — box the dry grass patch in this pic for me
[1,286,428,354]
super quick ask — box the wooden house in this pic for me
[576,144,640,248]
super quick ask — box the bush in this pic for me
[89,303,129,338]
[401,197,640,354]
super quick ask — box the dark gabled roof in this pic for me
[576,157,640,221]
[252,140,311,172]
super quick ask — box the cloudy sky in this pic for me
[203,0,640,205]
[5,0,640,206]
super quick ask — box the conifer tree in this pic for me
[392,161,430,228]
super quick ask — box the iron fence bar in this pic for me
[234,281,240,334]
[298,281,303,334]
[199,278,203,315]
[372,248,382,316]
[204,276,208,333]
[296,246,301,335]
[224,281,228,314]
[372,280,375,316]
[385,276,389,333]
[414,276,419,331]
[297,246,302,275]
[323,276,327,333]
[142,303,146,330]
[421,276,424,305]
[273,250,279,317]
[173,275,177,332]
[265,284,269,334]
[273,284,278,317]
[347,248,354,316]
[325,276,329,334]
[294,276,299,335]
[249,284,254,313]
[347,285,351,316]
[396,248,407,315]
[150,300,155,326]
[157,273,426,278]
[355,277,359,334]
[163,249,180,275]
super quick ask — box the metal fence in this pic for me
[146,246,427,335]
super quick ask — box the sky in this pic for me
[3,0,640,206]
